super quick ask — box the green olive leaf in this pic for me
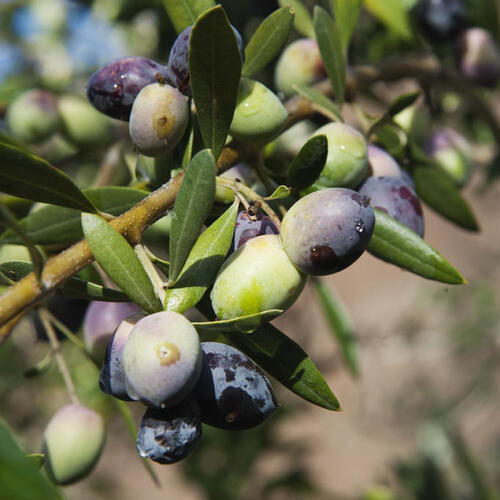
[224,322,341,411]
[278,0,314,37]
[368,208,467,284]
[413,166,479,232]
[0,261,130,302]
[189,6,242,160]
[162,0,215,33]
[373,123,407,156]
[165,200,239,313]
[313,6,345,104]
[364,0,413,40]
[0,187,149,247]
[242,6,295,78]
[332,0,363,51]
[287,134,328,192]
[0,203,44,280]
[265,185,291,201]
[0,140,97,213]
[293,83,343,122]
[313,279,358,376]
[0,418,63,500]
[368,92,420,138]
[25,453,45,469]
[193,309,284,334]
[169,149,216,282]
[82,213,163,313]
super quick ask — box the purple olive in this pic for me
[281,188,375,275]
[359,176,425,236]
[193,342,278,430]
[86,57,171,121]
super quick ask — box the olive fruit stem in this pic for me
[39,308,79,405]
[215,176,282,230]
[134,244,167,304]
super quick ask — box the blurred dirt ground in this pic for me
[2,177,500,500]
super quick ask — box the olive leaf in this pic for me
[368,208,467,284]
[293,84,343,122]
[189,6,242,160]
[287,134,328,192]
[413,166,479,231]
[224,323,341,411]
[1,187,148,247]
[0,418,63,500]
[165,200,239,313]
[266,185,291,200]
[313,6,345,104]
[169,149,216,282]
[193,309,284,334]
[278,0,314,37]
[0,140,97,213]
[364,0,413,40]
[332,0,363,51]
[82,213,163,313]
[313,278,358,376]
[162,0,215,34]
[242,6,295,78]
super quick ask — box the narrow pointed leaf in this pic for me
[225,323,340,410]
[413,166,479,231]
[368,92,420,138]
[242,7,295,78]
[293,84,343,122]
[313,279,358,376]
[25,453,45,469]
[0,418,63,500]
[313,6,345,104]
[82,213,163,313]
[333,0,363,51]
[0,203,44,279]
[162,0,215,34]
[169,149,216,281]
[287,134,328,191]
[1,187,149,246]
[0,140,97,212]
[266,185,291,200]
[368,208,467,284]
[0,261,133,302]
[193,309,283,334]
[189,6,242,160]
[165,200,238,313]
[364,0,412,40]
[181,125,195,170]
[278,0,314,37]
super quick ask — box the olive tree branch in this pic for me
[1,57,499,338]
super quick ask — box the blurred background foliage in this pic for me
[1,0,500,499]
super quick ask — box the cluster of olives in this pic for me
[99,311,278,464]
[415,0,500,86]
[6,89,111,148]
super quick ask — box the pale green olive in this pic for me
[274,39,325,97]
[59,95,112,147]
[129,83,189,157]
[6,89,60,144]
[210,234,307,320]
[229,78,287,143]
[122,311,202,408]
[43,404,105,485]
[311,122,368,189]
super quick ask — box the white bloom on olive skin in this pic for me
[122,311,202,408]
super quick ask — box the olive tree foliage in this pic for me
[0,0,499,495]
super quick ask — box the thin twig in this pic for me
[134,244,167,304]
[39,308,79,405]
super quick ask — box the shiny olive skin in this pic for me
[281,188,375,275]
